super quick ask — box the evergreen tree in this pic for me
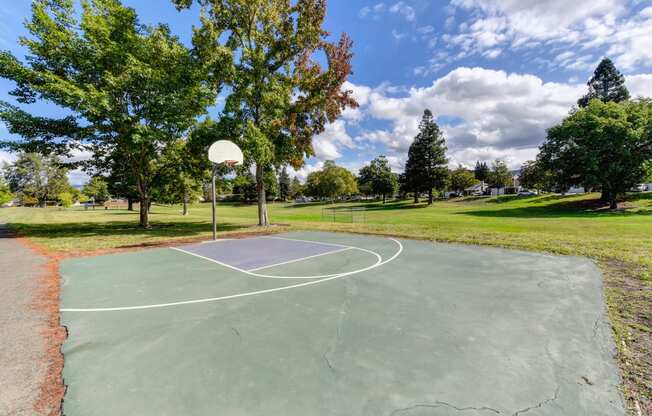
[289,177,304,199]
[5,153,69,207]
[278,167,291,201]
[403,110,448,204]
[474,161,489,191]
[578,58,630,107]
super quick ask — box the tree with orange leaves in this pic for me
[174,0,358,225]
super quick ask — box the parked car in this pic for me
[518,190,537,196]
[631,184,647,192]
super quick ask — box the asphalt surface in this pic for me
[60,232,624,416]
[0,224,51,415]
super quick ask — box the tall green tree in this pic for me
[278,166,291,201]
[5,153,69,207]
[450,165,477,194]
[403,110,448,204]
[540,99,652,209]
[153,139,207,215]
[174,0,358,226]
[474,161,489,191]
[83,176,110,204]
[0,0,225,227]
[233,172,257,203]
[578,58,630,108]
[305,161,357,201]
[358,155,398,203]
[289,176,304,199]
[487,160,513,189]
[264,168,279,201]
[519,160,555,192]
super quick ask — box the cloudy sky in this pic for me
[2,0,652,184]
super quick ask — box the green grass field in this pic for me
[1,192,651,412]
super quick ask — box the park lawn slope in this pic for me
[1,192,650,413]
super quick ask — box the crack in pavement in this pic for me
[322,282,355,374]
[511,387,560,416]
[390,401,501,415]
[230,326,241,340]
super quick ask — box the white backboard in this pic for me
[208,140,244,165]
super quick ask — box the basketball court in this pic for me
[59,232,624,415]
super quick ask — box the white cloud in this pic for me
[349,67,592,169]
[389,1,416,22]
[311,120,356,161]
[627,73,652,97]
[359,1,416,22]
[288,161,324,182]
[445,0,652,70]
[67,168,90,187]
[359,3,387,19]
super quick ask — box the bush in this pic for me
[58,192,74,208]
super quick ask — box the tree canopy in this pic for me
[305,161,357,200]
[278,167,291,201]
[0,0,223,227]
[83,176,110,204]
[487,160,512,189]
[474,161,489,183]
[0,176,15,205]
[358,156,398,203]
[578,58,630,108]
[174,0,358,226]
[540,99,652,208]
[4,153,69,207]
[450,165,477,194]
[403,110,448,204]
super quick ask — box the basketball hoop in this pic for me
[207,140,244,241]
[208,140,243,166]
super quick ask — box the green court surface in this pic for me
[59,232,624,415]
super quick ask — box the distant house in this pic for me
[464,183,484,196]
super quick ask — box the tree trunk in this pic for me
[127,198,134,211]
[139,197,150,228]
[428,189,433,205]
[255,164,269,226]
[382,193,386,204]
[182,190,188,216]
[610,196,618,210]
[601,188,611,203]
[136,175,151,228]
[413,192,419,203]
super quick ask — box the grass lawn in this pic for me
[1,192,650,413]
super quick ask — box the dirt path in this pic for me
[0,224,63,416]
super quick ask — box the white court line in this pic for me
[261,235,353,249]
[60,238,403,312]
[247,247,353,272]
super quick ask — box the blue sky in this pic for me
[2,0,652,184]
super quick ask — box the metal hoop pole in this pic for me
[212,167,217,241]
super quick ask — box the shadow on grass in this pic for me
[8,220,247,240]
[460,198,652,218]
